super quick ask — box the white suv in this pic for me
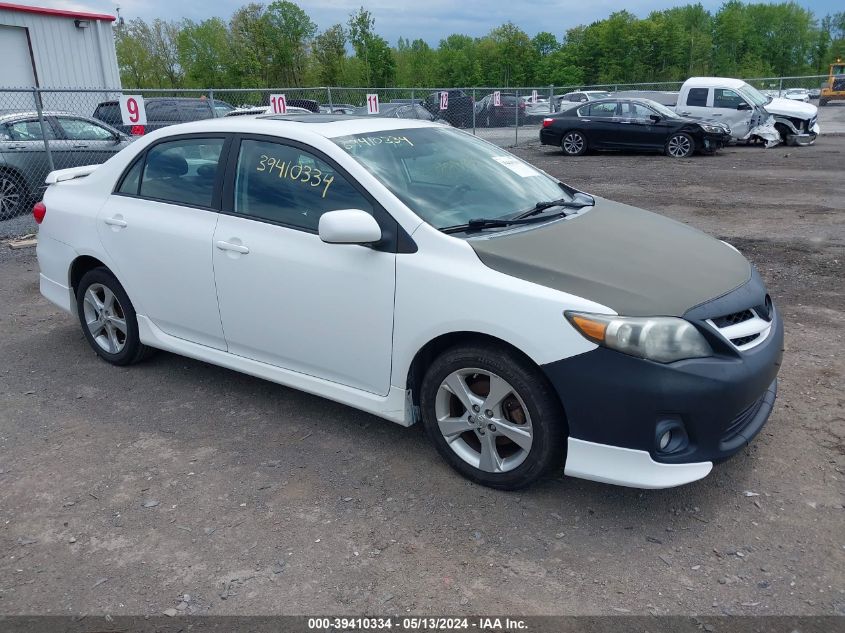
[35,116,783,490]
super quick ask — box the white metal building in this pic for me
[0,2,120,112]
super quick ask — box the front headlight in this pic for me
[565,311,713,363]
[700,123,725,133]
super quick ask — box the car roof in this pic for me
[0,110,95,121]
[686,77,746,89]
[146,114,443,140]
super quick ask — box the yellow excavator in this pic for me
[819,58,845,106]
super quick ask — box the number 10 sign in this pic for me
[119,95,147,126]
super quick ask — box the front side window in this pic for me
[686,88,709,107]
[56,118,115,141]
[334,127,570,230]
[622,102,655,118]
[713,89,744,109]
[233,139,372,232]
[139,138,224,207]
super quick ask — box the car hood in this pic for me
[765,97,817,118]
[469,198,751,317]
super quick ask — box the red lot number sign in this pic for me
[269,94,287,114]
[493,91,501,106]
[119,95,147,125]
[367,94,379,114]
[440,91,448,110]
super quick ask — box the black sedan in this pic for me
[539,98,731,158]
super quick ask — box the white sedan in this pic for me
[35,115,783,490]
[783,88,811,103]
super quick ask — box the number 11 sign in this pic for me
[367,94,380,114]
[119,95,147,126]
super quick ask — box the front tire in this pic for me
[419,344,566,490]
[76,267,154,366]
[561,131,587,156]
[665,132,695,158]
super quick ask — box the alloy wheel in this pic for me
[82,283,128,354]
[667,134,692,157]
[434,368,534,473]
[562,132,584,155]
[0,176,22,219]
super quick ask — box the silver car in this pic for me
[0,111,130,219]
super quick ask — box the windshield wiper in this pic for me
[442,211,570,234]
[513,197,592,220]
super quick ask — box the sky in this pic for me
[15,0,842,45]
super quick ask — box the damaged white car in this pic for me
[676,77,819,146]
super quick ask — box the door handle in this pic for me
[72,144,88,148]
[216,240,249,254]
[6,144,25,150]
[679,111,691,115]
[104,216,128,228]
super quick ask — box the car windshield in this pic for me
[643,100,680,119]
[737,83,770,106]
[333,127,570,230]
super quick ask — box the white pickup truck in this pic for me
[676,77,819,146]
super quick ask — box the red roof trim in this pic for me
[0,2,116,22]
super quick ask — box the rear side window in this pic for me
[117,156,144,195]
[589,102,619,116]
[56,118,114,141]
[233,139,372,232]
[5,119,56,141]
[139,138,225,207]
[686,88,709,107]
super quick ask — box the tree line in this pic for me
[115,1,845,89]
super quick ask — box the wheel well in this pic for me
[69,256,108,293]
[0,166,28,189]
[407,332,546,406]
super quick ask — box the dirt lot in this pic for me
[0,137,843,617]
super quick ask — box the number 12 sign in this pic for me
[367,94,380,114]
[439,91,449,110]
[119,95,147,126]
[269,94,287,114]
[493,91,501,107]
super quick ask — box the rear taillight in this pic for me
[33,201,46,224]
[519,101,526,109]
[542,118,554,128]
[130,125,145,136]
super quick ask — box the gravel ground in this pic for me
[0,135,843,617]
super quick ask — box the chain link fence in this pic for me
[0,75,830,223]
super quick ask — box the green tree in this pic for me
[265,0,317,86]
[313,25,347,85]
[177,18,232,88]
[347,7,395,86]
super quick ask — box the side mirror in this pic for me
[737,102,751,111]
[649,114,662,123]
[319,209,382,245]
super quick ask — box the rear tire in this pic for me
[0,171,29,220]
[419,343,566,490]
[76,267,155,366]
[560,131,587,156]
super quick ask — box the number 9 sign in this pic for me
[119,95,147,126]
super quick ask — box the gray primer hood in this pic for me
[470,198,751,317]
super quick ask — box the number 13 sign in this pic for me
[367,94,380,114]
[119,95,147,125]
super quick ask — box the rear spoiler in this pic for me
[45,164,99,185]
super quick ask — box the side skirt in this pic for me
[136,315,413,427]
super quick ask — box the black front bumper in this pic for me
[542,280,784,465]
[700,131,732,151]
